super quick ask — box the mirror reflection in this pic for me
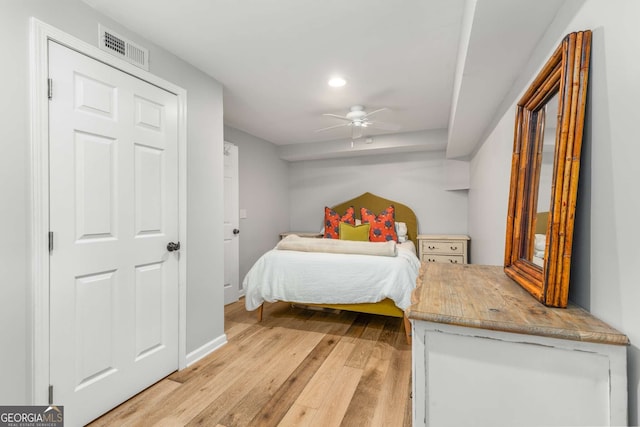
[526,92,558,267]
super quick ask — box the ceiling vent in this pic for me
[98,25,149,71]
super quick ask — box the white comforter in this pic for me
[243,241,420,311]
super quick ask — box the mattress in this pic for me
[243,241,420,311]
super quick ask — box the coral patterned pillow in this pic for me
[361,206,398,242]
[324,206,355,239]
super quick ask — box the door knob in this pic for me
[167,242,181,252]
[233,229,240,235]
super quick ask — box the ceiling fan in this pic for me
[316,105,400,141]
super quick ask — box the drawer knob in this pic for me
[428,245,436,250]
[428,258,436,262]
[450,246,458,251]
[449,259,458,263]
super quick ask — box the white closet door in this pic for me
[48,40,179,426]
[223,142,240,304]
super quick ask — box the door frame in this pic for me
[29,18,188,404]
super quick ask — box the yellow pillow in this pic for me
[339,222,370,241]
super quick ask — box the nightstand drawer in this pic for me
[423,254,465,264]
[417,234,470,265]
[421,240,465,255]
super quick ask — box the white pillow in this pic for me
[395,221,408,238]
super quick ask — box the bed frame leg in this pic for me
[257,304,264,322]
[403,314,412,345]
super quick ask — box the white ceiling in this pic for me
[83,0,567,158]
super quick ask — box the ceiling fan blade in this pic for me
[363,108,389,119]
[367,121,401,131]
[315,123,350,132]
[322,113,352,122]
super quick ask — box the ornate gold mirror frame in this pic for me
[504,31,591,308]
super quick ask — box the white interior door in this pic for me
[223,142,240,304]
[48,41,179,426]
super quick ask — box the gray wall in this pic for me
[288,150,468,237]
[468,0,640,423]
[0,0,224,404]
[224,126,289,284]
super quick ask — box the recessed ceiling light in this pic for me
[328,77,346,87]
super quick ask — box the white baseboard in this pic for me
[185,334,227,367]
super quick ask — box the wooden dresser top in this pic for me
[408,263,629,346]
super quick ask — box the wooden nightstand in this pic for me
[417,234,470,264]
[279,232,323,240]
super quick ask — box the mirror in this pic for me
[504,31,591,308]
[523,92,556,267]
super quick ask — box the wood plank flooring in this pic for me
[89,300,412,427]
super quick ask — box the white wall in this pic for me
[467,112,513,265]
[0,0,224,404]
[224,126,289,284]
[289,150,468,238]
[468,0,640,423]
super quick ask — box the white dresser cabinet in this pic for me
[408,263,629,427]
[417,234,469,264]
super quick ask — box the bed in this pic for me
[242,192,420,343]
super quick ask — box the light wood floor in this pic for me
[89,300,412,427]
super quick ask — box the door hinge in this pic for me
[48,231,54,252]
[47,78,53,100]
[48,385,53,405]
